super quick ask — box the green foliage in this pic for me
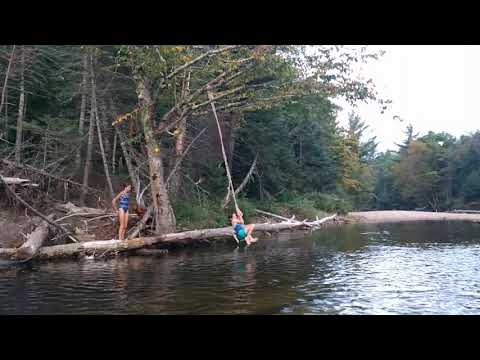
[236,94,343,198]
[370,151,404,209]
[462,170,480,202]
[258,191,351,218]
[174,199,227,229]
[1,44,390,230]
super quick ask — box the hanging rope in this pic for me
[207,89,239,213]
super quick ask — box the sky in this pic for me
[333,45,480,152]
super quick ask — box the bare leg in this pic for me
[118,209,126,240]
[245,224,257,244]
[122,211,129,241]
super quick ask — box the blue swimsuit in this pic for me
[234,223,247,240]
[119,193,130,212]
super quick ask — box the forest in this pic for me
[1,45,478,247]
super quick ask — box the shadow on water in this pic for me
[1,221,480,314]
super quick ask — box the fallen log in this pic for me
[0,214,337,261]
[12,215,53,262]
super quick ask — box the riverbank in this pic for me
[344,210,480,224]
[4,208,480,262]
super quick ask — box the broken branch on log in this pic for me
[127,204,154,239]
[255,209,295,222]
[12,215,53,261]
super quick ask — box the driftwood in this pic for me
[0,175,38,187]
[54,202,107,214]
[255,209,295,222]
[2,159,102,193]
[127,204,154,239]
[451,209,480,214]
[54,202,138,221]
[0,214,337,261]
[0,179,79,243]
[12,215,53,261]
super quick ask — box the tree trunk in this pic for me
[168,69,191,199]
[75,52,88,171]
[227,112,241,167]
[14,46,25,164]
[168,116,187,198]
[98,100,112,163]
[1,45,15,134]
[43,128,48,168]
[136,77,176,233]
[100,99,113,163]
[92,81,114,198]
[4,86,8,137]
[112,131,117,174]
[116,127,139,189]
[79,51,96,206]
[109,98,139,192]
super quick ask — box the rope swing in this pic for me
[208,88,240,244]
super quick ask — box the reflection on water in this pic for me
[1,221,480,314]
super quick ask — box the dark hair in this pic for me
[122,183,131,191]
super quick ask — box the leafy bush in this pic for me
[174,200,227,229]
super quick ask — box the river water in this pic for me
[1,221,480,315]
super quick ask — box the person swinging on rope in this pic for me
[231,206,258,245]
[112,183,132,241]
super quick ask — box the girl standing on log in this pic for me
[112,184,132,241]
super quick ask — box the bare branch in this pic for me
[0,45,15,117]
[166,127,207,184]
[165,45,240,81]
[223,153,258,207]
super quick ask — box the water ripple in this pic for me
[1,222,480,314]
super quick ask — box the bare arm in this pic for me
[111,191,123,210]
[236,208,245,224]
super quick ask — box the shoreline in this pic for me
[3,210,480,262]
[342,210,480,224]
